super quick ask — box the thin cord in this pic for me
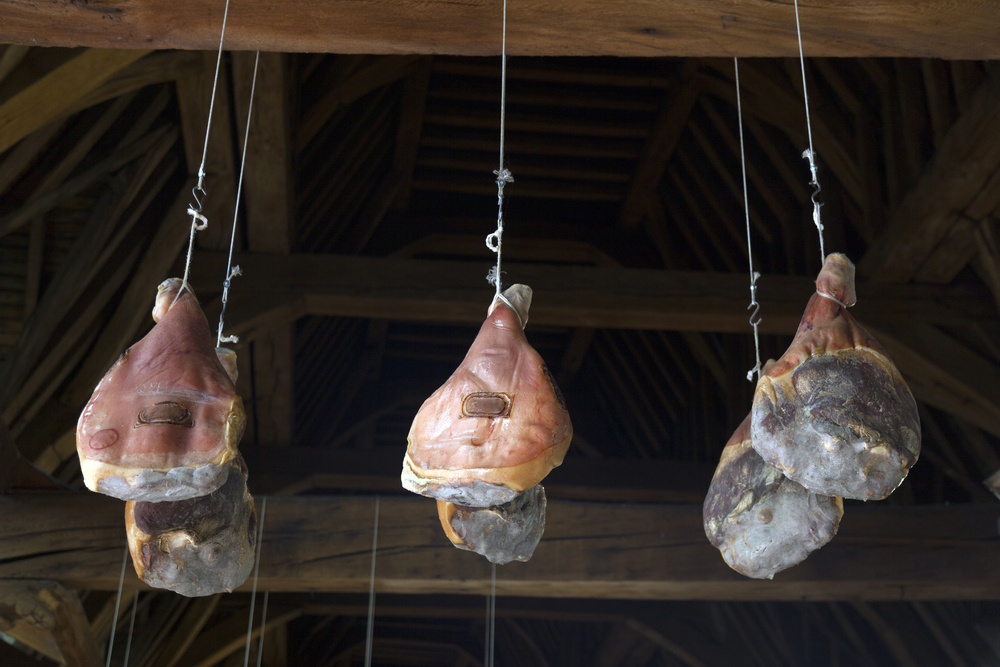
[734,58,763,383]
[243,496,268,667]
[254,591,270,667]
[217,50,261,347]
[121,594,138,667]
[792,0,826,262]
[364,495,381,667]
[486,0,513,299]
[488,563,497,667]
[175,0,232,308]
[105,546,129,667]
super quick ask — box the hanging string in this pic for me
[121,593,138,667]
[217,50,260,347]
[486,0,514,309]
[254,591,270,667]
[734,58,763,383]
[792,0,826,262]
[243,496,268,667]
[175,0,232,308]
[104,546,129,667]
[364,495,380,667]
[487,563,497,667]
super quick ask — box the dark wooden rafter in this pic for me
[0,48,151,155]
[232,51,296,448]
[2,494,999,601]
[619,61,698,228]
[0,580,102,667]
[860,65,1000,283]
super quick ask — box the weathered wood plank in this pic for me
[1,494,998,600]
[0,48,150,154]
[1,1,999,58]
[860,65,1000,282]
[619,63,698,228]
[0,580,102,667]
[187,252,990,335]
[241,446,714,503]
[233,51,295,448]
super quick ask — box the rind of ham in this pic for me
[125,455,257,597]
[437,484,546,564]
[704,409,843,580]
[750,253,921,500]
[77,278,245,501]
[402,285,572,508]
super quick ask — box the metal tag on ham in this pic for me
[750,254,921,500]
[125,454,257,597]
[437,484,546,564]
[76,278,245,501]
[704,410,842,579]
[401,284,572,508]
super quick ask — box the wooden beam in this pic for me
[0,48,150,154]
[1,2,1000,58]
[187,252,989,336]
[860,66,1000,282]
[241,446,713,503]
[0,580,102,667]
[391,57,433,213]
[619,63,698,228]
[2,494,999,601]
[233,51,296,448]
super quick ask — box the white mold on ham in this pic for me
[77,278,245,501]
[125,455,256,597]
[402,285,572,507]
[704,411,843,579]
[437,484,546,564]
[750,254,920,500]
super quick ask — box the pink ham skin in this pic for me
[751,254,920,500]
[76,279,245,501]
[402,285,572,507]
[704,411,843,580]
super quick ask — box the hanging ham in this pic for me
[402,284,572,508]
[125,454,257,597]
[751,253,920,500]
[77,278,246,501]
[437,484,546,564]
[704,407,842,579]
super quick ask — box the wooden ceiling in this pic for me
[2,2,1000,665]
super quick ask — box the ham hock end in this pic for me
[750,254,920,500]
[704,412,842,580]
[126,456,257,597]
[402,285,572,508]
[77,278,245,502]
[437,484,546,564]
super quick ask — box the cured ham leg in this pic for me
[704,409,842,579]
[77,278,245,501]
[402,285,572,507]
[751,254,920,500]
[125,454,257,597]
[437,484,546,564]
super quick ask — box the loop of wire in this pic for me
[485,0,513,300]
[217,50,261,347]
[793,0,826,263]
[815,289,847,309]
[734,58,764,383]
[174,0,231,309]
